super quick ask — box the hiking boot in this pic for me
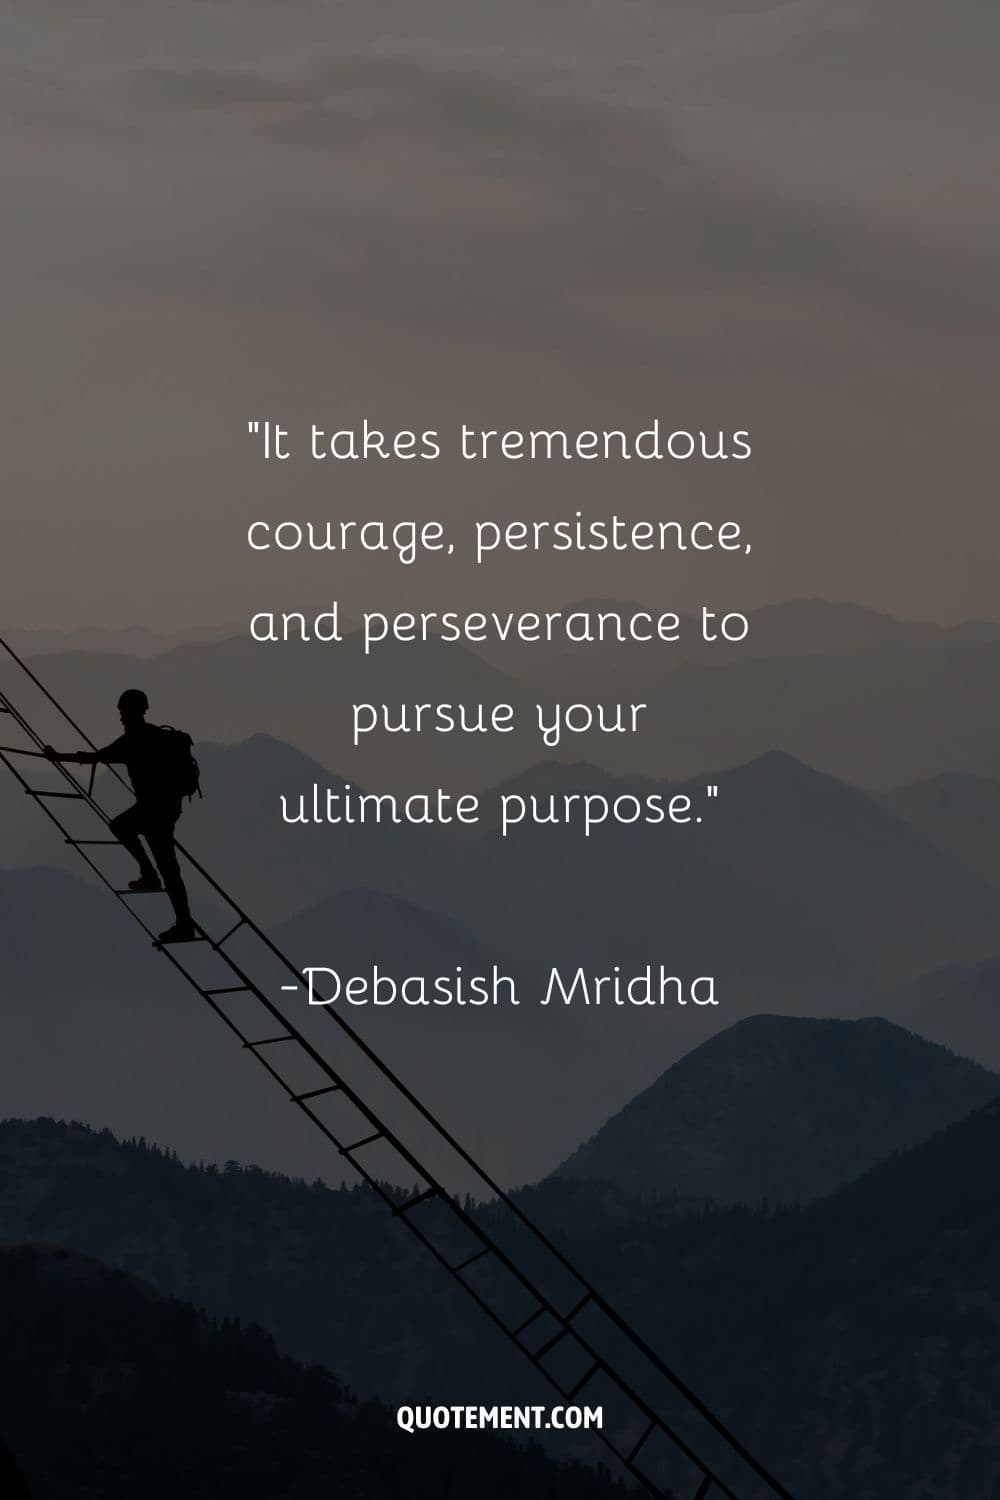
[128,875,162,893]
[157,922,198,944]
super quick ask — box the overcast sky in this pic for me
[2,0,999,631]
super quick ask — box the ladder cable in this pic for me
[0,635,796,1500]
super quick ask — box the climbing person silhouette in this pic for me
[44,690,198,944]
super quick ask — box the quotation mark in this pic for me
[246,419,290,460]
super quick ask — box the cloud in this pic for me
[2,0,999,630]
[5,33,996,371]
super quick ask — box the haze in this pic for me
[2,0,998,631]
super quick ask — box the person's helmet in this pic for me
[118,689,149,714]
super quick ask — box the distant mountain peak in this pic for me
[553,1014,999,1206]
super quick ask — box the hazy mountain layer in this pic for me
[5,1099,1000,1499]
[3,736,1000,1187]
[903,957,1000,1074]
[6,625,1000,793]
[882,771,1000,888]
[553,1014,1000,1202]
[0,1242,622,1500]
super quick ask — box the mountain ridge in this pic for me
[554,1014,1000,1203]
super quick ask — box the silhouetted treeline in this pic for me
[3,1111,1000,1498]
[0,1242,625,1500]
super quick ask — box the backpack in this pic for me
[155,725,202,801]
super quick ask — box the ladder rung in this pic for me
[513,1305,547,1339]
[626,1420,656,1466]
[114,888,160,896]
[213,917,246,949]
[392,1186,438,1216]
[566,1363,600,1400]
[533,1325,571,1363]
[563,1292,591,1324]
[0,660,796,1500]
[452,1247,491,1274]
[341,1131,382,1155]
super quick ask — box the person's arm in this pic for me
[44,735,127,765]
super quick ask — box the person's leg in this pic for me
[144,812,194,932]
[109,804,159,884]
